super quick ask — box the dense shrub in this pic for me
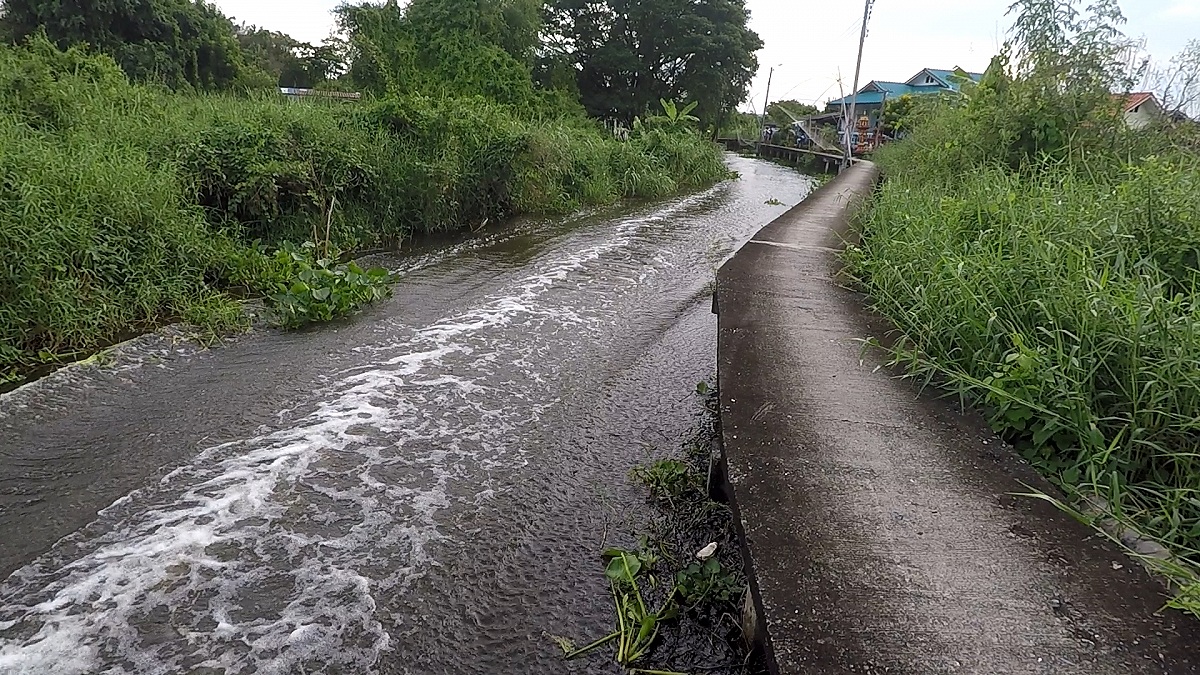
[0,37,729,375]
[0,43,242,366]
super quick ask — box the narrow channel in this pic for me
[0,156,815,674]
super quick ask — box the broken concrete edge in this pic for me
[0,300,270,406]
[710,161,1198,671]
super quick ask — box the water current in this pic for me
[0,156,815,674]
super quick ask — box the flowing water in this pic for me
[0,156,815,675]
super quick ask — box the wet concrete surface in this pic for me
[0,155,814,674]
[715,162,1200,674]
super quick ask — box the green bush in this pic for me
[0,105,240,364]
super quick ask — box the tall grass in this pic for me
[850,105,1200,596]
[0,40,245,368]
[0,37,730,374]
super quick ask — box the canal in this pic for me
[0,156,816,674]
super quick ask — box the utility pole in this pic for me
[759,66,776,140]
[846,0,874,164]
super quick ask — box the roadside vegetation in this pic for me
[848,0,1200,609]
[554,382,759,674]
[0,0,761,380]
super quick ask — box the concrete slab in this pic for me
[715,162,1200,674]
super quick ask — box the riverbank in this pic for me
[716,161,1200,673]
[0,37,730,379]
[840,1,1200,611]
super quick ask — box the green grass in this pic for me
[0,37,730,374]
[849,139,1200,611]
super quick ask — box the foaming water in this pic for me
[0,157,816,674]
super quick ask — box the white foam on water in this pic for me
[0,190,723,674]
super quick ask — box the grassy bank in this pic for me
[847,2,1200,607]
[0,38,729,377]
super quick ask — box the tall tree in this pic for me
[1151,39,1200,120]
[0,0,249,89]
[542,0,761,124]
[767,100,817,125]
[336,0,540,104]
[235,24,342,88]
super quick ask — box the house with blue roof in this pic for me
[824,67,984,116]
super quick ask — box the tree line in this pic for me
[0,0,762,127]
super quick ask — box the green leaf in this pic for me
[604,552,642,580]
[1031,421,1057,446]
[312,287,332,301]
[1060,466,1081,485]
[636,614,656,642]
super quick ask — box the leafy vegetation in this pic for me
[0,0,743,375]
[675,556,742,608]
[234,24,343,89]
[257,242,394,328]
[848,0,1200,610]
[542,0,762,128]
[632,459,693,508]
[563,381,755,673]
[1,0,253,89]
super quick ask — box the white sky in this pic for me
[214,0,1200,111]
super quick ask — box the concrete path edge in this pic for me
[714,162,1200,674]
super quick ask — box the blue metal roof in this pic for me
[827,92,887,106]
[824,67,984,109]
[871,81,920,96]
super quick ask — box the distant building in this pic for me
[1118,92,1164,129]
[824,67,985,118]
[279,87,362,103]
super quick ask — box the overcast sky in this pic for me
[214,0,1199,110]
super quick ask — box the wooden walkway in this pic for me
[717,138,852,170]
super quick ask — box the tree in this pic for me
[976,0,1132,166]
[542,0,761,125]
[336,0,540,104]
[766,100,817,126]
[0,0,249,89]
[880,95,919,135]
[1151,39,1200,120]
[235,24,343,88]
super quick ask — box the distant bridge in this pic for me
[716,138,853,171]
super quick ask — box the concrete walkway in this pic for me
[715,162,1200,674]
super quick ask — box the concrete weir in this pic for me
[714,162,1200,674]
